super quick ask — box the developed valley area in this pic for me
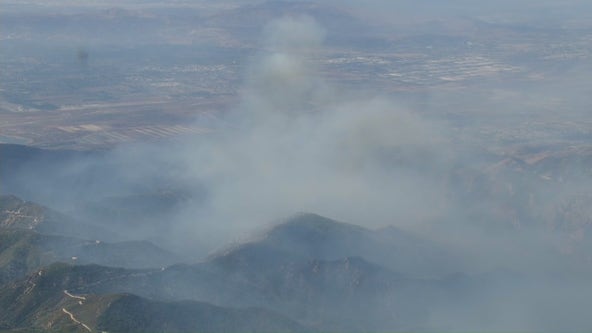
[2,1,592,332]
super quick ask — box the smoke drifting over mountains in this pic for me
[182,16,453,241]
[0,15,582,268]
[3,6,592,331]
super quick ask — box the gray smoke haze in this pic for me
[160,16,460,250]
[3,14,585,266]
[141,18,592,331]
[3,10,592,331]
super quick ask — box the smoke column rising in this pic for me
[165,16,456,251]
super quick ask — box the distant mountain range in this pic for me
[0,206,443,332]
[0,195,111,239]
[0,263,306,333]
[0,192,456,331]
[2,143,592,331]
[0,202,548,332]
[0,195,180,285]
[2,197,592,331]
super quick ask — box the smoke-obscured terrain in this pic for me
[1,1,592,332]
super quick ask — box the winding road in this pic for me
[63,290,92,332]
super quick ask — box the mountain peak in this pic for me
[268,212,367,239]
